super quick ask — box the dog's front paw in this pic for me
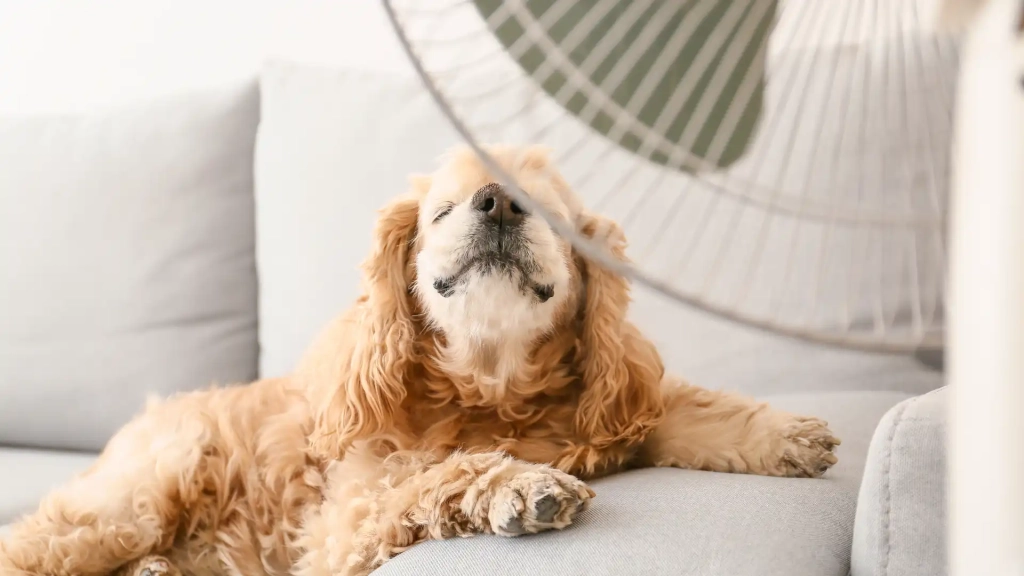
[773,416,841,478]
[487,467,594,536]
[120,556,181,576]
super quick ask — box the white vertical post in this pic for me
[949,1,1024,575]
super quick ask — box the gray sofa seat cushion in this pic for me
[852,387,947,576]
[374,390,911,576]
[0,448,95,525]
[2,391,908,574]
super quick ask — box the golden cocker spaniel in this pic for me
[0,145,839,576]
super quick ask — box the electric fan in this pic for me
[382,0,960,353]
[385,1,1024,571]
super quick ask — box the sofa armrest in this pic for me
[851,387,948,576]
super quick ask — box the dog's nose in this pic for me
[473,184,525,228]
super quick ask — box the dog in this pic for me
[0,145,839,576]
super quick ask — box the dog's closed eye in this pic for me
[433,277,456,297]
[532,284,554,303]
[433,204,454,223]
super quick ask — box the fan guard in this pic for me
[384,0,958,353]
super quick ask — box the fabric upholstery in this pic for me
[373,390,911,576]
[0,81,260,451]
[629,284,945,398]
[0,448,95,525]
[851,387,948,576]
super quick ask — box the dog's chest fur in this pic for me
[388,376,638,476]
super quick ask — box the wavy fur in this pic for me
[0,145,839,576]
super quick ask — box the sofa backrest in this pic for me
[0,81,261,451]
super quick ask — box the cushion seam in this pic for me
[880,398,914,576]
[886,417,937,424]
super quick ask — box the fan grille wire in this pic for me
[384,0,958,353]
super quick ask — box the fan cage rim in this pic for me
[382,0,948,355]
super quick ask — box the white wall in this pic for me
[0,0,947,115]
[0,0,414,114]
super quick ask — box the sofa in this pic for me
[0,52,949,576]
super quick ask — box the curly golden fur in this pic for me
[0,145,839,576]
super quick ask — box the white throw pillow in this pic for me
[0,81,260,450]
[255,61,460,378]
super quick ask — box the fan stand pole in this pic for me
[949,0,1024,573]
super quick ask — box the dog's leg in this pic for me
[636,379,841,478]
[0,410,204,576]
[293,450,594,576]
[0,460,179,576]
[112,555,181,576]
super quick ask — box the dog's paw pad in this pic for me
[534,493,560,523]
[499,515,526,535]
[490,467,594,537]
[132,556,179,576]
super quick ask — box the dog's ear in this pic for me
[300,179,427,461]
[361,176,428,306]
[573,212,665,455]
[515,144,555,172]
